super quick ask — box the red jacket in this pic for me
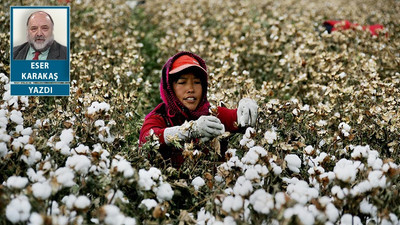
[139,106,238,167]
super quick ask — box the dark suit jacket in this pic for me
[13,41,67,60]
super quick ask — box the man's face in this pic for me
[27,12,54,51]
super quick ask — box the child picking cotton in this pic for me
[139,51,258,168]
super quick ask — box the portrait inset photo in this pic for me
[12,8,68,60]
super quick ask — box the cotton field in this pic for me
[1,0,399,224]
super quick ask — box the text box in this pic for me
[11,83,70,96]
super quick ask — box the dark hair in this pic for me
[26,11,54,26]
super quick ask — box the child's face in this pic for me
[172,73,203,111]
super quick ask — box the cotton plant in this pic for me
[95,119,116,143]
[137,167,174,204]
[1,0,400,223]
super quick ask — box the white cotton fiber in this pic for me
[285,154,302,173]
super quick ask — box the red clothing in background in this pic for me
[323,20,385,36]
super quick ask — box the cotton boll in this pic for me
[62,194,77,209]
[87,101,110,115]
[241,149,259,165]
[360,199,377,217]
[331,186,346,200]
[10,110,23,125]
[21,127,32,136]
[214,175,223,184]
[28,212,43,225]
[304,145,315,155]
[156,182,174,202]
[0,110,8,126]
[224,188,233,195]
[233,176,253,196]
[264,130,277,144]
[16,135,30,145]
[32,182,52,200]
[0,73,8,82]
[105,189,129,205]
[0,141,8,158]
[286,180,318,204]
[223,216,236,225]
[21,144,42,166]
[227,156,244,169]
[351,145,369,159]
[73,144,90,155]
[140,199,158,210]
[249,189,274,214]
[340,214,362,225]
[111,157,134,178]
[389,214,399,225]
[59,145,71,156]
[333,159,358,183]
[56,215,70,225]
[6,195,31,223]
[0,128,12,143]
[11,139,23,151]
[55,167,76,188]
[101,204,125,225]
[74,196,91,209]
[275,192,288,209]
[244,167,260,180]
[325,203,339,222]
[271,163,282,175]
[319,172,335,183]
[66,155,91,175]
[197,208,215,224]
[368,155,383,170]
[316,120,327,127]
[95,120,105,127]
[240,131,255,148]
[255,164,269,176]
[6,176,29,189]
[338,122,351,137]
[368,170,387,188]
[60,129,74,144]
[148,167,162,180]
[138,169,155,190]
[49,201,60,215]
[285,154,302,173]
[191,177,205,191]
[98,126,115,143]
[221,195,243,213]
[301,104,310,111]
[123,217,136,225]
[15,125,23,134]
[138,167,162,191]
[27,168,46,183]
[284,204,315,225]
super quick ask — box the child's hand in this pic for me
[237,98,258,127]
[192,116,225,138]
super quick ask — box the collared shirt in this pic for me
[25,46,50,60]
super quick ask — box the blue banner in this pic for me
[11,60,69,82]
[11,84,70,96]
[10,6,70,96]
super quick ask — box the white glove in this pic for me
[164,116,225,145]
[237,98,258,127]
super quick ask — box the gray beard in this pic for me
[28,34,54,52]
